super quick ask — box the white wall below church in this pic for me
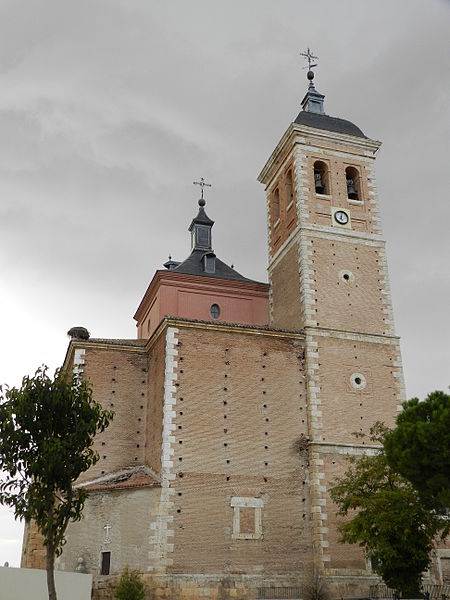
[0,566,92,600]
[57,486,160,575]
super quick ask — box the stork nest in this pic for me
[67,326,90,340]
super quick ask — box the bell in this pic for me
[347,178,358,200]
[314,171,325,194]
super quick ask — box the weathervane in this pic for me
[193,177,212,200]
[300,47,318,71]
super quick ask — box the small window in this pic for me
[100,551,110,575]
[204,254,216,274]
[231,496,263,540]
[285,169,294,208]
[210,304,220,319]
[272,188,280,225]
[346,166,362,201]
[313,161,330,195]
[196,225,211,248]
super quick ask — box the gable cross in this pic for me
[103,523,112,544]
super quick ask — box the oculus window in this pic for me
[210,304,220,319]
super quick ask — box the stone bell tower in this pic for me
[258,56,406,583]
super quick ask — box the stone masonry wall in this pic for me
[21,519,46,569]
[57,486,160,575]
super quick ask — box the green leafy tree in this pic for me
[115,566,146,600]
[384,390,450,514]
[330,424,444,597]
[0,367,113,600]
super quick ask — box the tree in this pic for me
[330,424,444,597]
[302,567,330,600]
[0,366,113,600]
[115,566,146,600]
[384,390,450,515]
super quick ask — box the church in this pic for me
[20,64,450,598]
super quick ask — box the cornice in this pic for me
[267,224,385,272]
[145,316,305,349]
[258,122,381,187]
[304,325,400,343]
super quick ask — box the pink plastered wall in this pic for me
[135,272,269,339]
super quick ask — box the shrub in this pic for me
[115,566,146,600]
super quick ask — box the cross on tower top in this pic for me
[300,47,319,72]
[298,47,324,114]
[193,177,212,204]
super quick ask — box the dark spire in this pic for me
[189,179,214,251]
[161,178,255,282]
[299,47,325,115]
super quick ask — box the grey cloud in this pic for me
[0,0,447,417]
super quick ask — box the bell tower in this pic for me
[258,55,406,581]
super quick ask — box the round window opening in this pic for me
[210,304,220,319]
[350,372,366,390]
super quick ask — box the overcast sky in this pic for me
[0,0,449,568]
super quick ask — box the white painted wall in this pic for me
[0,566,92,600]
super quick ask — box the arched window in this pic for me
[313,161,330,195]
[272,188,280,225]
[345,166,362,201]
[285,169,294,208]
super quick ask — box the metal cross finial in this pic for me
[193,177,212,200]
[300,47,319,71]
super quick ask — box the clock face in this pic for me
[334,210,349,225]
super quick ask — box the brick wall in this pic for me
[145,332,166,475]
[302,152,377,234]
[310,235,389,335]
[78,346,149,483]
[268,157,298,256]
[322,450,370,571]
[270,241,303,330]
[317,335,399,445]
[164,325,312,576]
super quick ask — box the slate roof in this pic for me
[171,249,254,282]
[295,110,366,138]
[86,338,147,347]
[189,204,214,228]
